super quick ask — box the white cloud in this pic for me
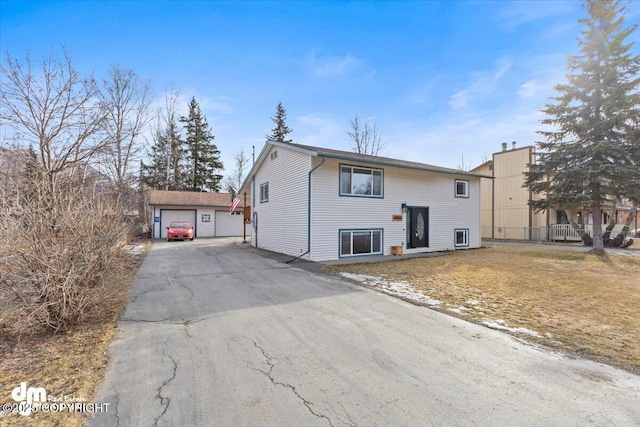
[499,1,577,30]
[306,51,369,78]
[294,113,345,148]
[448,92,468,109]
[517,80,544,99]
[448,59,512,110]
[174,90,236,117]
[203,96,236,115]
[384,105,551,171]
[407,75,442,106]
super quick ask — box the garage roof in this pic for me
[149,190,244,208]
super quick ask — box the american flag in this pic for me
[230,196,241,215]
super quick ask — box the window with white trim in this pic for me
[455,229,469,247]
[340,165,383,197]
[455,179,469,198]
[340,230,382,257]
[260,182,269,203]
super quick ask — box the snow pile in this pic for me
[122,244,145,256]
[481,319,541,338]
[339,272,441,306]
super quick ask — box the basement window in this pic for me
[340,229,382,257]
[455,229,469,247]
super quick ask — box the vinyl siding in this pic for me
[473,162,494,238]
[198,209,216,237]
[251,145,311,257]
[491,146,549,239]
[310,157,481,261]
[151,206,234,238]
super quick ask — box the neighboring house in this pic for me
[240,141,489,262]
[471,142,637,241]
[148,190,247,239]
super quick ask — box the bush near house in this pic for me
[0,179,146,427]
[0,181,133,335]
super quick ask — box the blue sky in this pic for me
[2,0,639,178]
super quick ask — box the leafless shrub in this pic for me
[0,177,132,335]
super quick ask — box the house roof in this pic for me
[241,141,492,193]
[284,142,492,177]
[148,190,243,207]
[470,159,493,173]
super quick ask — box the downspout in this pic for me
[528,147,533,240]
[287,156,326,264]
[252,178,257,247]
[307,156,326,257]
[491,156,495,239]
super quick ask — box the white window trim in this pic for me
[454,229,469,247]
[340,229,383,257]
[340,164,384,198]
[455,179,469,198]
[260,182,269,203]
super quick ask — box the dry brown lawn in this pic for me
[0,241,149,427]
[325,245,640,374]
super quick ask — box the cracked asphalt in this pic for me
[89,238,640,427]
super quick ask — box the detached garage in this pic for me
[148,190,248,239]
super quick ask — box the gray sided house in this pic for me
[241,142,489,262]
[148,190,246,239]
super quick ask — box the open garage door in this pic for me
[160,209,197,238]
[215,211,244,237]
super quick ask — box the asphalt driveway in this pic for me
[89,238,640,427]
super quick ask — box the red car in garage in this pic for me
[166,221,195,241]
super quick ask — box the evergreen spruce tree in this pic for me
[180,97,224,192]
[142,117,185,190]
[525,0,640,255]
[266,101,293,143]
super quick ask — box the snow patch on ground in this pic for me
[123,244,145,256]
[339,272,548,340]
[482,319,542,338]
[448,306,471,314]
[339,272,441,306]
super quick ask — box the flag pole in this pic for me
[242,192,247,244]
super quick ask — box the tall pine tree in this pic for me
[266,101,292,143]
[180,97,223,192]
[525,0,640,255]
[142,117,185,190]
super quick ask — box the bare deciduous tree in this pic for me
[456,153,473,171]
[97,64,153,197]
[0,50,106,224]
[223,149,250,193]
[347,115,384,156]
[0,51,136,336]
